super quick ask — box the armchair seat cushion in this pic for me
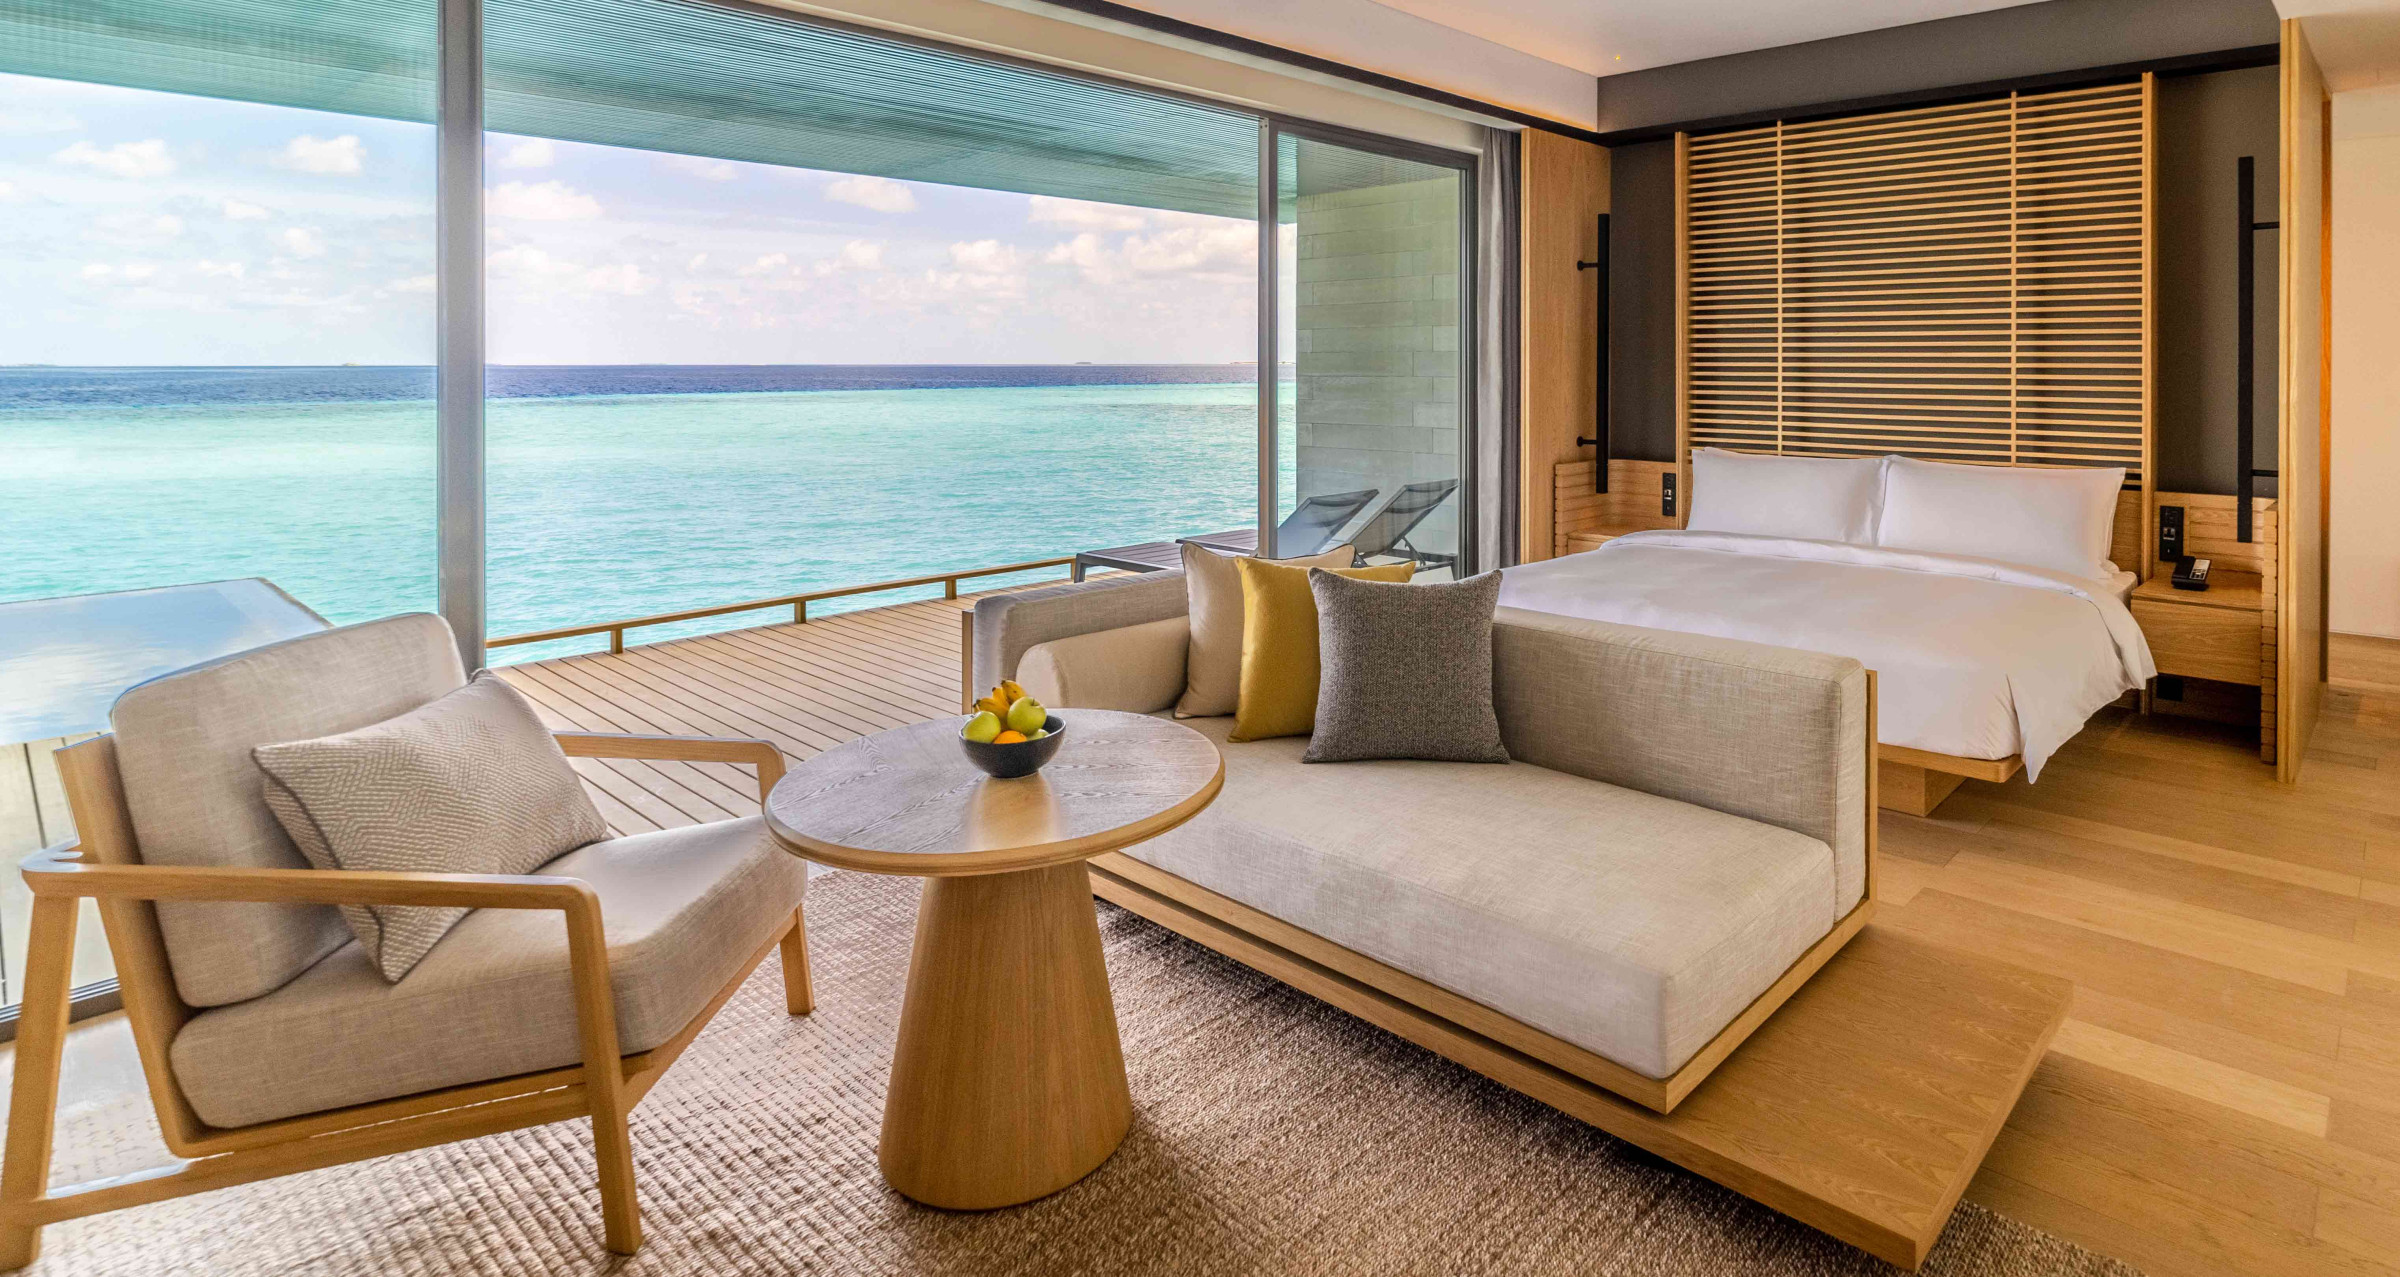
[170,815,804,1129]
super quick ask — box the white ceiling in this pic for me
[1356,0,2053,78]
[2279,0,2400,90]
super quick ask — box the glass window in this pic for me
[0,0,437,1003]
[477,0,1263,660]
[1271,130,1470,573]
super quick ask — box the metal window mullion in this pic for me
[437,0,486,671]
[1257,121,1278,556]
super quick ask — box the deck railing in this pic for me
[486,556,1078,654]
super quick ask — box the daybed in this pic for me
[965,571,2070,1268]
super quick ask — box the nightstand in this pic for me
[2130,571,2265,686]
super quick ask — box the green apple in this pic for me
[1028,728,1049,740]
[962,710,1003,743]
[1005,697,1048,735]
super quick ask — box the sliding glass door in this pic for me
[1266,125,1474,574]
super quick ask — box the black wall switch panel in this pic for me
[2159,504,2184,564]
[1662,471,1677,517]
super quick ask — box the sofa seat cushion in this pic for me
[1126,715,1841,1080]
[170,816,803,1129]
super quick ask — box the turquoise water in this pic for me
[2,377,1290,664]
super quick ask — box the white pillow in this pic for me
[1875,457,2125,580]
[1685,447,1885,544]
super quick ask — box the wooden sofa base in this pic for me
[1089,856,2071,1270]
[1878,746,2024,817]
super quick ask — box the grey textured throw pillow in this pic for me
[253,672,607,982]
[1304,570,1508,764]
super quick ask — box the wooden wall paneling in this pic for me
[1551,460,1680,554]
[2140,74,2158,583]
[1519,129,1610,563]
[2277,20,2328,782]
[1676,81,2151,512]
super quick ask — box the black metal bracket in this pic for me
[1584,214,1610,494]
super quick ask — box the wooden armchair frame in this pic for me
[0,731,810,1269]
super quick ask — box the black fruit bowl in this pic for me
[959,714,1067,779]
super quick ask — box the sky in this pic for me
[0,71,1266,366]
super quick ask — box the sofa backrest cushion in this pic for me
[1490,608,1869,909]
[110,612,469,1007]
[972,570,1189,692]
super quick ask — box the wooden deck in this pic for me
[24,588,2400,1275]
[492,589,992,836]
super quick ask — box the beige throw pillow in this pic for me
[253,672,607,982]
[1176,540,1356,718]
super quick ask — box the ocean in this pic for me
[0,365,1287,663]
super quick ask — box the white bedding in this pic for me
[1498,530,2156,779]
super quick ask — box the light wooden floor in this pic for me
[20,599,2400,1275]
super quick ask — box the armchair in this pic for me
[0,616,812,1267]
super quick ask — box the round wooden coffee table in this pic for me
[763,708,1222,1210]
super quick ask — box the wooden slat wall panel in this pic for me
[1682,79,2151,482]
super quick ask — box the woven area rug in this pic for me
[30,870,2135,1276]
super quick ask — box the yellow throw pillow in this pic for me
[1231,559,1415,741]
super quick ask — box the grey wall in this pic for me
[1608,139,1679,463]
[2156,64,2281,495]
[1594,0,2280,139]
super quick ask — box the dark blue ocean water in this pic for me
[0,364,1266,411]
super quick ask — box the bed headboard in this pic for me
[1666,78,2156,578]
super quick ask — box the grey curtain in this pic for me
[1474,127,1522,571]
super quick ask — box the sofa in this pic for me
[968,568,1874,1112]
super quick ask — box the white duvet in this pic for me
[1497,530,2156,779]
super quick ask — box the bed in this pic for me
[1508,451,2159,815]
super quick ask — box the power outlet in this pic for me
[2158,504,2184,565]
[1662,471,1678,518]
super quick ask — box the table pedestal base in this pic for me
[880,862,1132,1210]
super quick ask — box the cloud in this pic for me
[1044,221,1254,286]
[54,139,174,179]
[488,244,656,296]
[497,138,556,170]
[947,240,1020,275]
[581,263,656,295]
[79,262,156,283]
[222,199,269,220]
[737,252,792,277]
[925,239,1025,298]
[0,180,18,203]
[488,180,602,221]
[815,239,884,275]
[825,174,916,214]
[686,252,709,271]
[90,212,184,245]
[0,108,80,136]
[272,134,365,175]
[194,259,247,279]
[391,273,436,293]
[278,226,327,258]
[665,155,739,182]
[1028,195,1146,232]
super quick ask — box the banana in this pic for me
[975,694,1010,717]
[999,679,1027,704]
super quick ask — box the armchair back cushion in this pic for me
[254,672,608,982]
[111,613,467,1007]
